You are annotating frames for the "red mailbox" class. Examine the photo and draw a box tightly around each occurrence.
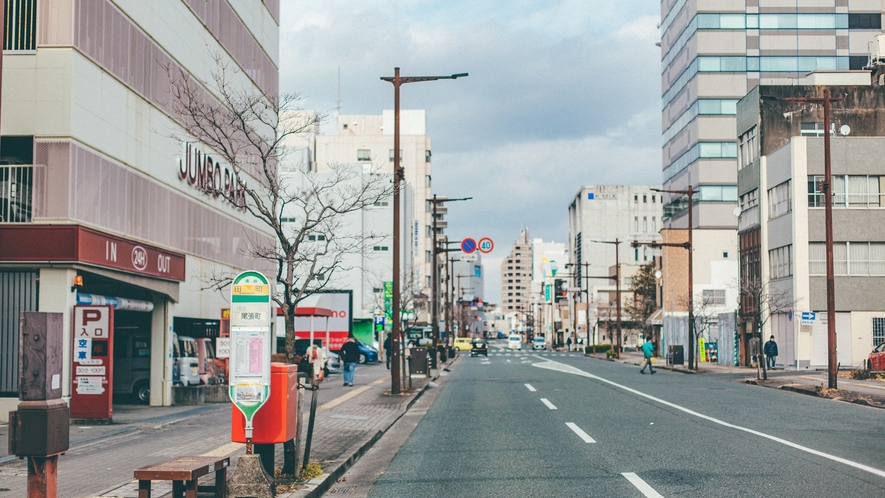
[232,363,299,444]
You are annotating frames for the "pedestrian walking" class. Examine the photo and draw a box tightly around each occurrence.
[307,343,325,383]
[384,334,392,370]
[566,336,572,351]
[639,336,656,374]
[764,335,778,369]
[340,336,360,386]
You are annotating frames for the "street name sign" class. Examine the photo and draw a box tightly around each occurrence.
[229,271,272,445]
[460,253,478,262]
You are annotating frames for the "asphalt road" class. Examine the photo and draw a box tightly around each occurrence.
[365,342,885,497]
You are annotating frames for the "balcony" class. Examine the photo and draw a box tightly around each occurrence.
[0,165,32,223]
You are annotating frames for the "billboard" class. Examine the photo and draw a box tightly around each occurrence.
[289,291,353,351]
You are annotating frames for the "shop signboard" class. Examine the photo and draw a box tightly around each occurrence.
[228,271,272,444]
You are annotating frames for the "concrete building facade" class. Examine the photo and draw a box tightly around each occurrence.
[500,228,533,333]
[736,80,885,369]
[0,0,280,418]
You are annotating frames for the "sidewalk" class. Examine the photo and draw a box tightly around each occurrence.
[0,356,459,497]
[595,350,885,409]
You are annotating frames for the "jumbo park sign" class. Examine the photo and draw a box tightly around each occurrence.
[179,142,246,207]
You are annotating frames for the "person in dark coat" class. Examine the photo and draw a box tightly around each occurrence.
[384,334,392,370]
[340,337,360,386]
[764,335,778,369]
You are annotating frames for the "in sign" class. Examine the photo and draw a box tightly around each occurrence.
[461,238,477,254]
[478,238,494,254]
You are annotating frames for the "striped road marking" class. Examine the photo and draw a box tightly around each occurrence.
[566,422,596,443]
[540,398,557,410]
[525,384,536,391]
[622,473,664,497]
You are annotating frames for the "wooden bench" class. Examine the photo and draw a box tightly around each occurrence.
[134,455,229,498]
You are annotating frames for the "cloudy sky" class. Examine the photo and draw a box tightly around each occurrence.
[280,1,662,303]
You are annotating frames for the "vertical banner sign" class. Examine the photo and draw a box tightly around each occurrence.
[384,281,393,321]
[229,271,272,445]
[70,306,114,420]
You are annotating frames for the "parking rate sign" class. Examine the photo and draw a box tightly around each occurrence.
[229,271,272,432]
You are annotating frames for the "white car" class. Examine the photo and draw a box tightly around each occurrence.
[532,337,547,350]
[507,335,522,350]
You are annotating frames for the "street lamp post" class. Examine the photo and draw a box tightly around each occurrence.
[381,68,467,395]
[639,187,697,369]
[431,196,471,364]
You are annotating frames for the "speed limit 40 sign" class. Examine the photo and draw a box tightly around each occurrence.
[478,238,494,254]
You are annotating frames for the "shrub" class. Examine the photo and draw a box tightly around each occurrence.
[584,344,613,354]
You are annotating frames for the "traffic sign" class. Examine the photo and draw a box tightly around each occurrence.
[478,237,494,254]
[460,253,478,262]
[461,238,477,254]
[800,311,816,326]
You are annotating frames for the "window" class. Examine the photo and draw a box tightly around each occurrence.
[4,0,36,51]
[635,248,639,261]
[373,246,389,252]
[425,150,432,162]
[634,194,638,203]
[643,217,648,233]
[425,250,431,263]
[373,200,389,207]
[634,217,639,232]
[643,195,647,203]
[800,122,831,137]
[874,318,885,347]
[426,200,433,212]
[307,234,326,241]
[389,149,402,161]
[357,149,371,161]
[768,180,792,219]
[651,217,657,232]
[810,242,885,275]
[425,175,431,187]
[808,175,882,208]
[769,245,793,279]
[702,289,726,305]
[848,13,881,30]
[739,126,757,170]
[373,287,382,293]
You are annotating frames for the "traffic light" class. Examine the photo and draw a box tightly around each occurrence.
[554,279,567,301]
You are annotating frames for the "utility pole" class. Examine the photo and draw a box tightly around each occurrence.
[589,239,622,358]
[430,197,470,361]
[381,68,467,394]
[635,187,696,369]
[784,89,840,389]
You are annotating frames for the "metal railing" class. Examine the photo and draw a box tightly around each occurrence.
[0,165,32,223]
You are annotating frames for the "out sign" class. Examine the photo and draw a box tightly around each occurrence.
[478,238,494,254]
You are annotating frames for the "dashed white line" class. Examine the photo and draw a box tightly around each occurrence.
[525,384,536,392]
[566,422,596,443]
[540,398,557,410]
[622,473,664,497]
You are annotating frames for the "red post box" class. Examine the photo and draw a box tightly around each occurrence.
[232,363,299,444]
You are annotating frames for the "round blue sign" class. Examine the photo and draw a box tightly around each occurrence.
[461,238,477,254]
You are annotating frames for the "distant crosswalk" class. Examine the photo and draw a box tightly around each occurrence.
[475,351,574,357]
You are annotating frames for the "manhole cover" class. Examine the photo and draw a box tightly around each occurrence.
[329,486,356,493]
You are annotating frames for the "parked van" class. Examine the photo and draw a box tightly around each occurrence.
[113,330,152,403]
[175,334,201,386]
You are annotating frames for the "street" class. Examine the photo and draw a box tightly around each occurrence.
[355,341,885,497]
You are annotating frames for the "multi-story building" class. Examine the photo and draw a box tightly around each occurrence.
[736,76,885,369]
[531,238,567,345]
[500,228,533,332]
[659,2,885,359]
[0,0,280,417]
[315,112,434,323]
[567,186,664,345]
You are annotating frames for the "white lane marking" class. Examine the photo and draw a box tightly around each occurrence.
[540,398,557,410]
[566,422,596,443]
[532,359,885,479]
[622,473,663,498]
[525,384,537,392]
[507,359,511,362]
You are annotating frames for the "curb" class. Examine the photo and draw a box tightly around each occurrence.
[746,378,885,409]
[288,358,457,498]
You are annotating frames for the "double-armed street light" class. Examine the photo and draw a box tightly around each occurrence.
[431,196,471,362]
[381,68,467,395]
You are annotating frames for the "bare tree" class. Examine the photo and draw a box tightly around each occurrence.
[167,59,391,362]
[626,261,657,342]
[167,58,392,475]
[740,275,797,379]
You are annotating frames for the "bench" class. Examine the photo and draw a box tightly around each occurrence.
[134,455,229,498]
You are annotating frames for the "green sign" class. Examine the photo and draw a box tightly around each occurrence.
[229,271,272,441]
[384,281,393,320]
[545,284,551,302]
